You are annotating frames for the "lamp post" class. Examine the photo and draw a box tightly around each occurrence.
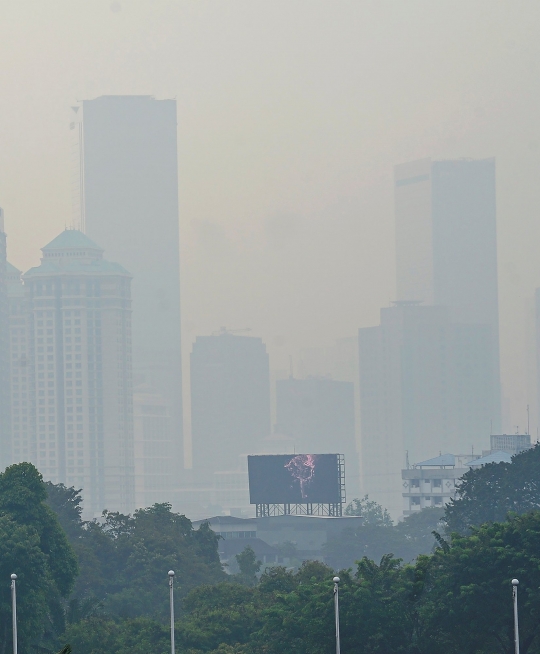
[333,576,341,654]
[169,570,175,654]
[512,578,520,654]
[11,574,17,654]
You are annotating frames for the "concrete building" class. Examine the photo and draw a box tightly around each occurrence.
[395,158,499,334]
[0,209,11,469]
[402,453,479,516]
[359,302,498,517]
[359,159,501,517]
[401,436,530,517]
[82,95,183,483]
[133,383,174,509]
[276,377,360,498]
[7,260,31,468]
[20,230,134,515]
[489,433,531,455]
[190,331,271,481]
[395,158,500,425]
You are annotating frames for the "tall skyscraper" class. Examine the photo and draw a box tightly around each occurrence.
[7,260,30,468]
[0,208,11,469]
[276,377,360,498]
[18,230,134,515]
[395,158,499,328]
[190,331,271,479]
[359,159,501,516]
[133,383,174,509]
[359,303,497,516]
[82,95,183,479]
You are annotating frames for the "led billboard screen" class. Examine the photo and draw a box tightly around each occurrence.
[248,454,341,504]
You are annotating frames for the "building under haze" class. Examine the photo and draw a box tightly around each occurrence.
[275,377,359,499]
[0,209,11,469]
[358,158,502,516]
[133,383,174,509]
[359,302,499,517]
[82,95,183,481]
[395,158,499,329]
[190,331,271,482]
[13,230,134,515]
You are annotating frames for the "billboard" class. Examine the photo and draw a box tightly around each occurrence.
[248,454,341,504]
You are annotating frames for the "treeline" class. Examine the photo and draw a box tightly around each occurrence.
[2,444,540,652]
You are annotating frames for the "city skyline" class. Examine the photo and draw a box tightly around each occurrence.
[2,3,540,442]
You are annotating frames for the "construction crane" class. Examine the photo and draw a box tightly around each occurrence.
[212,326,252,336]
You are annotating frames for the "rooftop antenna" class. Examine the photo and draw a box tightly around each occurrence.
[405,450,410,469]
[70,103,85,232]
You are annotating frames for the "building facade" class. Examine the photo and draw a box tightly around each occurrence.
[359,302,498,517]
[359,159,501,517]
[190,331,271,480]
[82,95,183,482]
[0,209,11,469]
[401,453,479,517]
[17,230,134,515]
[133,383,174,509]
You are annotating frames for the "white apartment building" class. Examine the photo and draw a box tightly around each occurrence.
[401,435,532,517]
[11,229,134,515]
[402,453,479,516]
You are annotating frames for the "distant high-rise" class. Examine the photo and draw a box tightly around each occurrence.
[359,159,501,516]
[276,377,359,498]
[190,332,271,478]
[20,230,134,515]
[82,95,183,479]
[359,303,498,516]
[7,260,29,469]
[395,158,499,328]
[0,208,11,468]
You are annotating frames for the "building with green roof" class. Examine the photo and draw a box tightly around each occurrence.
[11,229,135,515]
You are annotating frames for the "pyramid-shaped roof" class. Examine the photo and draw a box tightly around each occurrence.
[415,453,456,467]
[467,451,512,467]
[42,229,102,252]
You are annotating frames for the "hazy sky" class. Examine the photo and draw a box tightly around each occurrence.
[1,0,540,432]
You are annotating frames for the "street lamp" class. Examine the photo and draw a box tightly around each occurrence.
[512,579,520,654]
[333,576,341,654]
[11,574,17,654]
[169,570,175,654]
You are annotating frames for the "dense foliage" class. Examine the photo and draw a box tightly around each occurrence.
[5,444,540,652]
[44,487,226,620]
[445,443,540,534]
[66,513,540,654]
[325,498,443,568]
[0,463,78,654]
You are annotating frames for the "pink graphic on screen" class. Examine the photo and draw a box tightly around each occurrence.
[284,454,317,498]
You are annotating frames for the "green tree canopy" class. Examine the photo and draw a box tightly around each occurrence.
[0,463,78,654]
[445,443,540,534]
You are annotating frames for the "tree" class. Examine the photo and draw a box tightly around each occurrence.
[45,500,226,621]
[445,443,540,534]
[179,583,259,652]
[417,512,540,654]
[0,463,78,653]
[235,546,261,586]
[324,507,442,570]
[345,495,393,526]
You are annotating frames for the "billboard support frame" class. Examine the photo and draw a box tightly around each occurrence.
[255,454,346,517]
